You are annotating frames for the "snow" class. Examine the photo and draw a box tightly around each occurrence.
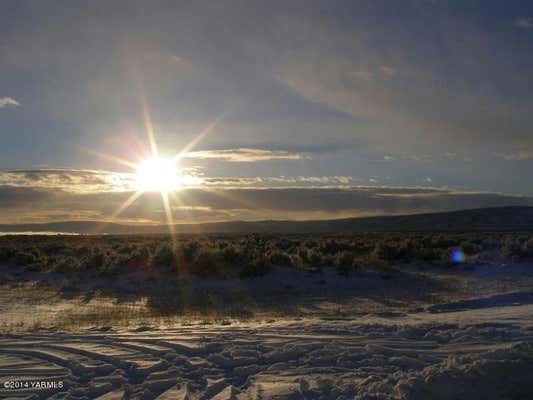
[2,263,533,398]
[2,310,533,399]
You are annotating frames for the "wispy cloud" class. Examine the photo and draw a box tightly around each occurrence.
[380,66,397,77]
[0,170,362,191]
[349,66,397,82]
[382,153,432,162]
[202,176,357,187]
[0,97,20,108]
[495,150,533,161]
[183,148,304,162]
[516,17,533,29]
[0,170,135,193]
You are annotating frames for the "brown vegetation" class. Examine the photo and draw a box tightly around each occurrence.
[1,232,532,281]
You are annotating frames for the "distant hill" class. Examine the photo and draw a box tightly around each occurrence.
[1,206,533,235]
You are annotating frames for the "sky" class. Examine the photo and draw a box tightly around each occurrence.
[1,0,533,224]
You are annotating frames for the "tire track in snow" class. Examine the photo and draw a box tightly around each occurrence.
[1,319,532,399]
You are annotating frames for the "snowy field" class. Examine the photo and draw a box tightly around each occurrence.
[2,263,533,399]
[1,307,533,399]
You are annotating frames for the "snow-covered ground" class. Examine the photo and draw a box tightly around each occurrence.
[1,263,533,399]
[2,310,533,399]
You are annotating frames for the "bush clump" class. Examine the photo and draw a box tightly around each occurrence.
[2,232,533,283]
[191,250,224,278]
[522,237,533,258]
[153,244,176,273]
[0,246,15,263]
[14,251,39,267]
[267,250,292,266]
[239,257,271,279]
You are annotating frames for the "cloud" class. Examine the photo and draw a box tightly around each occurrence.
[202,176,357,187]
[0,97,19,108]
[382,153,433,162]
[495,150,533,161]
[0,170,135,193]
[0,184,531,224]
[349,66,397,82]
[183,148,304,162]
[1,2,532,198]
[349,69,374,82]
[0,186,55,208]
[0,169,363,193]
[516,17,533,29]
[380,66,397,76]
[271,13,533,153]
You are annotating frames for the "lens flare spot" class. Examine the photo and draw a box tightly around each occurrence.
[450,249,466,263]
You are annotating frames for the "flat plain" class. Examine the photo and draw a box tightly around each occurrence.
[1,232,533,399]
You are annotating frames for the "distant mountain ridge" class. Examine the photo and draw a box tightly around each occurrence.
[1,206,533,234]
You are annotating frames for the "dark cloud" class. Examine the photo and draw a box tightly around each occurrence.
[0,185,531,224]
[0,186,55,207]
[179,188,533,214]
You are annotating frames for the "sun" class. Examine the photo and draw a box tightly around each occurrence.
[135,157,182,193]
[87,93,225,235]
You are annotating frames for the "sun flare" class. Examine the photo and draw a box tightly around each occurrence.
[135,157,182,193]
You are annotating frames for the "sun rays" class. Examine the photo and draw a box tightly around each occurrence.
[135,157,182,193]
[109,190,144,221]
[84,95,225,237]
